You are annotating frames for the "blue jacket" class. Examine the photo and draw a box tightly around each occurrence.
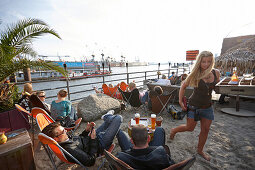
[117,146,175,170]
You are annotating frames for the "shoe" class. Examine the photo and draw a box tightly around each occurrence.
[101,110,115,120]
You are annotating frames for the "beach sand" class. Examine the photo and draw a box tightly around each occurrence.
[33,98,255,170]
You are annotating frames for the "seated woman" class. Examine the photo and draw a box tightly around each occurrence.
[36,91,51,110]
[51,89,72,120]
[18,83,34,113]
[118,82,142,108]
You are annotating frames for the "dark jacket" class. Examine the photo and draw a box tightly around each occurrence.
[60,130,99,167]
[117,146,175,170]
[118,88,142,107]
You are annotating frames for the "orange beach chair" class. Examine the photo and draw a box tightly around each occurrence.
[102,84,123,100]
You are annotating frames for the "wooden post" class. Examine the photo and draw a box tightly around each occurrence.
[63,64,71,100]
[23,68,31,82]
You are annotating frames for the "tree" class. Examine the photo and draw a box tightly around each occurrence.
[0,18,67,82]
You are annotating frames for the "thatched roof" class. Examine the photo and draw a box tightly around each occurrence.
[215,36,255,75]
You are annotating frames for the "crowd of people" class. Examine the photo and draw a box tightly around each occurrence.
[15,50,223,169]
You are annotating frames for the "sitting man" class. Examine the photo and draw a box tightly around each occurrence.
[118,82,142,108]
[36,91,51,110]
[141,86,163,110]
[42,111,122,167]
[156,74,171,86]
[116,124,195,170]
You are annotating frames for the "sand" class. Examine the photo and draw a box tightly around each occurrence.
[33,98,255,170]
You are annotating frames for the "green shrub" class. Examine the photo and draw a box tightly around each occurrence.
[0,83,20,112]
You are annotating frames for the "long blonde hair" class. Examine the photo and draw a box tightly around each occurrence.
[185,51,214,87]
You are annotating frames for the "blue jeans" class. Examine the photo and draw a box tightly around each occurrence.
[117,127,165,151]
[96,115,122,150]
[141,91,149,104]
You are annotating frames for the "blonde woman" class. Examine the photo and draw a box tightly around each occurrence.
[18,83,33,112]
[170,51,220,161]
[51,89,71,120]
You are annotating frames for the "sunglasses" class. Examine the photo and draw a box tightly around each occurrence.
[56,129,66,137]
[38,95,46,98]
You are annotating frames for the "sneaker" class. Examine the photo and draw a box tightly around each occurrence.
[101,110,115,120]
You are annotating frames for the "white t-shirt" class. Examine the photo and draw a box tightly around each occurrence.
[155,79,171,85]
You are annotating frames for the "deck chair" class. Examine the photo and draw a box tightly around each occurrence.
[120,81,128,92]
[38,133,115,170]
[149,89,177,115]
[102,84,122,100]
[36,113,51,131]
[163,156,196,170]
[104,149,134,170]
[104,149,195,170]
[32,107,82,133]
[38,133,87,170]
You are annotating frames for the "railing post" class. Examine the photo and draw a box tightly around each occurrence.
[176,63,179,77]
[168,62,171,78]
[126,63,129,84]
[158,63,160,79]
[102,62,105,84]
[183,63,185,74]
[145,71,147,80]
[63,63,71,100]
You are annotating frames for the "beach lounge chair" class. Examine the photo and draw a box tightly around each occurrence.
[104,149,134,170]
[38,133,115,170]
[104,149,196,170]
[102,83,122,100]
[149,89,177,115]
[32,107,82,133]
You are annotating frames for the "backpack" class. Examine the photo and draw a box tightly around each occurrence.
[167,105,186,120]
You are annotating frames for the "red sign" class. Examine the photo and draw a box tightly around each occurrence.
[186,50,199,61]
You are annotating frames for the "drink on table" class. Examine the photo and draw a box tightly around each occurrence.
[151,114,156,129]
[156,116,163,126]
[135,113,140,124]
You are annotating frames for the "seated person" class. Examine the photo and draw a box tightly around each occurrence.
[181,73,188,82]
[155,74,171,86]
[168,71,176,84]
[51,89,72,120]
[36,91,51,110]
[141,86,163,110]
[116,124,193,170]
[18,83,34,113]
[42,111,122,167]
[118,82,142,108]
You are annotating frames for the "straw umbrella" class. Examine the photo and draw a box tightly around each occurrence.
[215,37,255,75]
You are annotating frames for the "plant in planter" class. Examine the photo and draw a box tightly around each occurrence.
[0,83,19,112]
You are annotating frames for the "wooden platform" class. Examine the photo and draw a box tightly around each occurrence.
[221,108,255,117]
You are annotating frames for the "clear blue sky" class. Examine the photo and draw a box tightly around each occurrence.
[1,0,255,62]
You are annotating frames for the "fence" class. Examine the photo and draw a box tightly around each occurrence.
[17,63,190,103]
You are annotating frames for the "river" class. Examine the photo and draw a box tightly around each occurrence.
[17,64,188,103]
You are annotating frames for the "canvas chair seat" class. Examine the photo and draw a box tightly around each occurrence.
[38,133,116,170]
[33,107,82,133]
[104,149,196,170]
[149,89,177,115]
[102,83,123,100]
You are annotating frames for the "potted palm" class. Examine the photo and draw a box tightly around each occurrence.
[0,18,67,130]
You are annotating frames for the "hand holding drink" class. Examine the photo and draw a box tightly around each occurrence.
[135,113,140,124]
[151,114,156,129]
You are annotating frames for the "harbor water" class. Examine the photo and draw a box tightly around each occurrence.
[17,64,188,103]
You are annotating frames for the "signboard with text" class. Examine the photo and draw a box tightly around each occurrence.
[186,50,199,61]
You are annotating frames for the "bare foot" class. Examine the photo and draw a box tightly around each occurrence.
[170,128,176,140]
[198,151,211,161]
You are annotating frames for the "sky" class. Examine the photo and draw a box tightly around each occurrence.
[0,0,255,63]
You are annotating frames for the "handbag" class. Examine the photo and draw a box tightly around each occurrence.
[56,116,75,127]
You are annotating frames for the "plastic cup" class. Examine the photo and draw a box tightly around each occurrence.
[135,113,140,124]
[156,116,163,126]
[151,114,156,129]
